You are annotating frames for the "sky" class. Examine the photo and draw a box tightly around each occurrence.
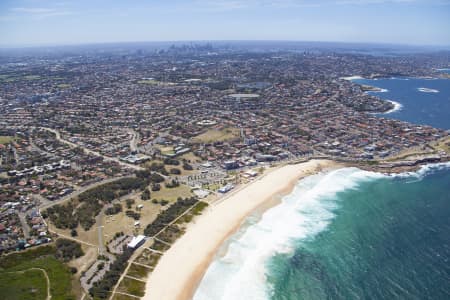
[0,0,449,47]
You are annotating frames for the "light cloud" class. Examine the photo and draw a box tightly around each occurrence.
[11,7,57,14]
[9,7,73,19]
[192,0,449,10]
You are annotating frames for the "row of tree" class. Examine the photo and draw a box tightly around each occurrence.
[89,247,133,299]
[143,197,198,236]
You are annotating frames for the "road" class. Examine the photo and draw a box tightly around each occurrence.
[50,231,96,247]
[39,175,134,210]
[29,128,59,160]
[96,207,106,256]
[40,127,144,171]
[35,268,52,300]
[128,129,140,152]
[18,212,31,238]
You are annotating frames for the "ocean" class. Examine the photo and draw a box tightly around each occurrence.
[194,165,450,300]
[193,76,450,300]
[353,76,450,129]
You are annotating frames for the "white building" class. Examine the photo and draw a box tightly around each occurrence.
[127,235,146,249]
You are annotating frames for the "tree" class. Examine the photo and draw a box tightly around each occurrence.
[170,168,181,175]
[141,188,151,200]
[165,179,180,188]
[151,183,161,191]
[150,173,165,183]
[97,262,105,270]
[126,199,135,209]
[182,162,193,170]
[55,239,84,262]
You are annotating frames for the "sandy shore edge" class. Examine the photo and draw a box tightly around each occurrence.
[142,159,340,300]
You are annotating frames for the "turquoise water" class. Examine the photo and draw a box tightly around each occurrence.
[268,165,450,300]
[353,77,450,129]
[193,165,450,300]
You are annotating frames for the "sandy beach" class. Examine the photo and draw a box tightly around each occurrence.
[143,159,339,300]
[340,75,364,81]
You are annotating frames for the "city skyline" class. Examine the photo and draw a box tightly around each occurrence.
[1,0,450,47]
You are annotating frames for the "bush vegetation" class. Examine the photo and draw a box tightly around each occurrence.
[169,168,181,175]
[141,188,151,200]
[105,203,122,215]
[45,177,148,230]
[89,248,133,299]
[163,158,180,166]
[143,197,198,236]
[165,179,180,188]
[55,239,84,262]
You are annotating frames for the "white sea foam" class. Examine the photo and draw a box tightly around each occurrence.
[193,163,450,300]
[341,75,364,81]
[383,100,402,114]
[193,168,384,300]
[389,162,450,180]
[417,87,439,93]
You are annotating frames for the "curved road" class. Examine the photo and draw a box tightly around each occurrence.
[39,175,134,210]
[7,268,51,300]
[128,129,140,152]
[40,127,144,171]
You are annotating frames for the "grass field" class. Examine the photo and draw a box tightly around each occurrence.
[112,293,139,300]
[192,128,240,143]
[24,75,41,80]
[0,246,75,300]
[117,277,146,297]
[432,136,450,153]
[103,197,162,238]
[0,269,48,300]
[126,263,151,280]
[0,74,42,82]
[178,152,202,163]
[137,79,159,85]
[0,136,14,144]
[151,184,193,202]
[49,222,99,247]
[135,249,162,267]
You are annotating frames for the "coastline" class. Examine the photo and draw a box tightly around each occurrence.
[341,75,364,81]
[142,159,340,300]
[383,99,402,114]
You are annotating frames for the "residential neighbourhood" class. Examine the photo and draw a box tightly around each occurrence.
[0,45,449,299]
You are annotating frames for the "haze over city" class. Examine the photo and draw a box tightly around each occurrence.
[1,0,450,47]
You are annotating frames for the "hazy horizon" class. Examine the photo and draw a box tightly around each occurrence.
[1,39,450,50]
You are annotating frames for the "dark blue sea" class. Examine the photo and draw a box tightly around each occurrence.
[353,76,450,130]
[193,76,450,300]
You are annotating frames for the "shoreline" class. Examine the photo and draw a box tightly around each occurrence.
[383,99,402,114]
[142,159,340,300]
[340,75,364,81]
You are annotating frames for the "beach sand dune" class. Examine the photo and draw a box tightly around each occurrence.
[143,160,337,300]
